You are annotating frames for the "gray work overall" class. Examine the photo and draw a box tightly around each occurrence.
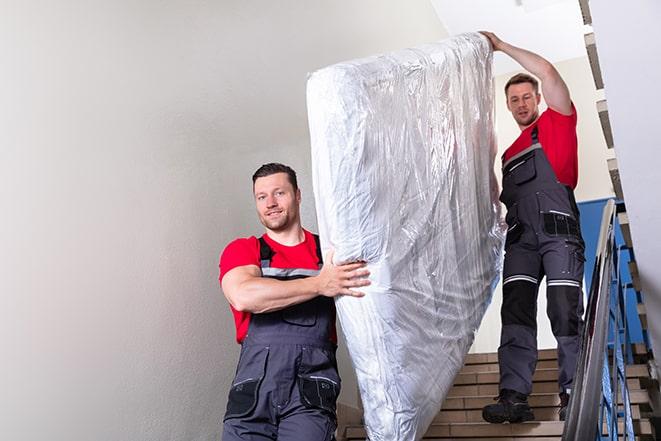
[498,127,585,396]
[222,235,339,441]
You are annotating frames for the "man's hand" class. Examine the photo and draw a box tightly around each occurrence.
[478,30,572,115]
[479,31,503,51]
[316,250,370,298]
[222,249,370,313]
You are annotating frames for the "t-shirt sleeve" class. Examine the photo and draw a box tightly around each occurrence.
[547,102,577,128]
[219,237,259,284]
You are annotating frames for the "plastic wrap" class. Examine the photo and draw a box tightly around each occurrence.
[306,33,503,440]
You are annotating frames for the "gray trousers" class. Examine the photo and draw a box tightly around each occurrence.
[499,188,585,396]
[223,343,339,441]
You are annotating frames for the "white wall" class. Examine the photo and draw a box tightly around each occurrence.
[0,2,444,440]
[471,55,613,353]
[590,0,661,381]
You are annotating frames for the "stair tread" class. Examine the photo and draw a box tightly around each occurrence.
[443,389,650,409]
[464,349,557,365]
[455,364,649,384]
[447,378,642,397]
[346,419,653,438]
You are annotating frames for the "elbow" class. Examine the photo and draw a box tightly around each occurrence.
[230,298,252,313]
[224,290,251,312]
[539,61,558,80]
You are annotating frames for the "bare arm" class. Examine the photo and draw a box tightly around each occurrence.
[480,31,572,115]
[222,251,370,314]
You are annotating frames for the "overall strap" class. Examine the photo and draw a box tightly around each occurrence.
[312,234,323,268]
[258,236,274,269]
[531,126,539,145]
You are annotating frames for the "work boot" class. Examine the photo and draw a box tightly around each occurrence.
[558,392,570,421]
[482,389,535,424]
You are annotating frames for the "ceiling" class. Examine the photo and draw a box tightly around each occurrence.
[430,0,587,75]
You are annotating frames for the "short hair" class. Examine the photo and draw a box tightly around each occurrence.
[505,73,539,96]
[252,163,298,191]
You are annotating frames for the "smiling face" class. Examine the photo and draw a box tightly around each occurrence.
[253,172,301,233]
[506,82,541,128]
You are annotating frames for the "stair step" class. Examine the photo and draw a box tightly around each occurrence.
[454,364,649,385]
[464,349,557,365]
[460,359,556,373]
[434,405,643,423]
[345,420,653,439]
[447,379,642,398]
[442,390,650,410]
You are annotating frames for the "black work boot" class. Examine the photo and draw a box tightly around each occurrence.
[482,389,535,423]
[558,392,570,421]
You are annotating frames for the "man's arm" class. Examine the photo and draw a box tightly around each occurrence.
[480,31,572,116]
[222,251,370,314]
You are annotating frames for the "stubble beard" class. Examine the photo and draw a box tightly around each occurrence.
[517,109,539,127]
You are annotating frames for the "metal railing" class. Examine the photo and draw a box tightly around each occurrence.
[562,200,638,441]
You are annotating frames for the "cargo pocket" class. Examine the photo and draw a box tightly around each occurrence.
[567,241,586,280]
[224,346,269,421]
[298,374,340,414]
[511,157,536,185]
[298,346,340,415]
[542,212,580,238]
[282,299,317,326]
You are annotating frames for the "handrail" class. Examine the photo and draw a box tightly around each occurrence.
[562,199,616,441]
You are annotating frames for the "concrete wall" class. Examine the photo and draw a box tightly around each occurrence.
[471,54,613,353]
[0,2,444,440]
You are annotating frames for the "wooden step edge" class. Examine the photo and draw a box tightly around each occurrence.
[629,260,643,292]
[465,349,557,365]
[579,0,592,25]
[448,379,642,397]
[607,157,624,200]
[433,404,643,423]
[617,211,634,248]
[584,32,604,90]
[597,99,615,148]
[443,389,650,408]
[456,364,650,381]
[345,419,653,438]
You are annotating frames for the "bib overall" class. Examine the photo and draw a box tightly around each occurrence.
[498,127,585,396]
[222,235,340,441]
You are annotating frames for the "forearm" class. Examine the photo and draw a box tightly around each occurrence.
[229,276,321,314]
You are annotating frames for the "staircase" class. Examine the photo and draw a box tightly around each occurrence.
[341,347,656,440]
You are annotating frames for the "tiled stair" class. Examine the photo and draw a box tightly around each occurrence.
[342,348,655,440]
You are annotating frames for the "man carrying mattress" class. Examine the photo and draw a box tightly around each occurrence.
[219,162,370,440]
[479,32,585,424]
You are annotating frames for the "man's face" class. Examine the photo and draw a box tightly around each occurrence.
[253,172,301,232]
[506,82,541,127]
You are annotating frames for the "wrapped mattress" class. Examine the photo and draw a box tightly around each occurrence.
[307,33,504,440]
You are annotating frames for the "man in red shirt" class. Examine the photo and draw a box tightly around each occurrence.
[479,33,585,424]
[219,163,370,441]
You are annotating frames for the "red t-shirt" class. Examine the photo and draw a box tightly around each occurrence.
[219,229,336,344]
[502,104,578,189]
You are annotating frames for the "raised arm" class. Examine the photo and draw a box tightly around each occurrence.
[222,252,370,314]
[480,31,572,116]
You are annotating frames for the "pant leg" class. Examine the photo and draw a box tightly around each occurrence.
[543,240,585,394]
[277,403,336,441]
[499,241,543,396]
[223,419,277,441]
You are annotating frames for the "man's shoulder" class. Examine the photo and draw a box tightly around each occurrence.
[223,235,259,252]
[540,102,577,126]
[219,236,261,282]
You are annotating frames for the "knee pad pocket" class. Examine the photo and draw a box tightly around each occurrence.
[547,286,581,336]
[502,281,538,328]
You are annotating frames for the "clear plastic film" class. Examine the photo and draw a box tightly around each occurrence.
[307,33,504,440]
